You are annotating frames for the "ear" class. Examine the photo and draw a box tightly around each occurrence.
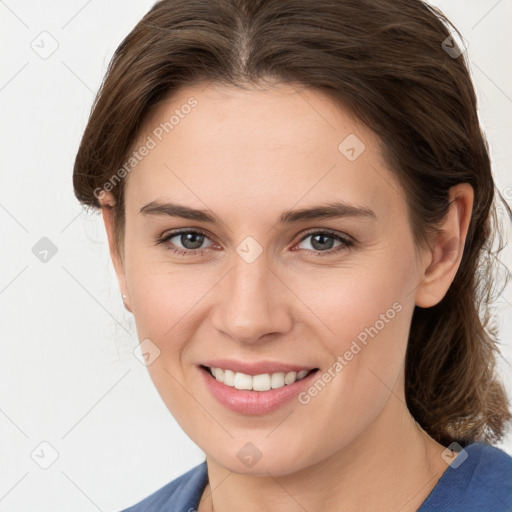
[415,183,474,308]
[99,191,132,313]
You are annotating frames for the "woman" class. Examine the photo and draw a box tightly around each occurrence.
[73,0,512,510]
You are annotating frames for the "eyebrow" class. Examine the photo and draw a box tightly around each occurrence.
[139,200,376,223]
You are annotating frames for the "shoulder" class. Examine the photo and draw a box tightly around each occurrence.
[120,460,208,512]
[419,442,512,512]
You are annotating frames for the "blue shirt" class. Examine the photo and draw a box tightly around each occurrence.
[121,443,512,511]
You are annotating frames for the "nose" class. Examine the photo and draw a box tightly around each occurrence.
[211,255,293,344]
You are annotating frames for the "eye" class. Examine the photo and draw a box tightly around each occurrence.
[156,230,214,254]
[295,230,354,254]
[156,228,354,257]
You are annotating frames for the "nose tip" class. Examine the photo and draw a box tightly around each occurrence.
[211,258,293,344]
[221,320,281,345]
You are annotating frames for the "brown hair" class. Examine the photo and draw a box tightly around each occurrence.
[73,0,511,445]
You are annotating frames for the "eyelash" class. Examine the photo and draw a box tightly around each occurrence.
[155,228,355,258]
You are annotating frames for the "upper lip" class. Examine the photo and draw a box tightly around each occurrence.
[200,359,317,376]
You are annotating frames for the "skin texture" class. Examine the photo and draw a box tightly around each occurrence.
[100,82,473,511]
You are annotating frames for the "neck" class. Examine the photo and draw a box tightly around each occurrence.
[198,392,448,512]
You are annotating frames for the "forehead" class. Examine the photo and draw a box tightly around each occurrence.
[125,82,404,219]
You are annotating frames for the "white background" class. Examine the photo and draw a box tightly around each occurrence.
[1,1,511,511]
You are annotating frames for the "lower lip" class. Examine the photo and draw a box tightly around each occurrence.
[200,367,318,415]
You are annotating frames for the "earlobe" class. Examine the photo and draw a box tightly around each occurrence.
[415,183,474,308]
[121,294,132,313]
[98,191,131,312]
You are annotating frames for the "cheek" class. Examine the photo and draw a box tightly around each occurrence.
[123,231,215,335]
[286,243,416,411]
[123,260,211,421]
[289,254,415,355]
[289,251,416,439]
[294,269,411,409]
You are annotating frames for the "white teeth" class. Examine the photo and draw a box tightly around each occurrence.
[209,367,311,391]
[234,372,253,390]
[223,369,235,386]
[252,374,271,391]
[271,372,285,389]
[297,370,308,379]
[284,371,297,385]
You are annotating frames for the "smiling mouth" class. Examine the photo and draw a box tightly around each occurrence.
[200,365,319,391]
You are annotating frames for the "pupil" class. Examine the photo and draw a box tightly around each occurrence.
[311,234,333,250]
[181,232,204,249]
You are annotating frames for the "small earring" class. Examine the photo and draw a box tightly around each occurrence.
[122,294,127,300]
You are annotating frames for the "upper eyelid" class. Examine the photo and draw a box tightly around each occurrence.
[159,228,215,244]
[298,228,352,242]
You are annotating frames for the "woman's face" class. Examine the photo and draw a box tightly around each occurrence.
[113,82,428,475]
